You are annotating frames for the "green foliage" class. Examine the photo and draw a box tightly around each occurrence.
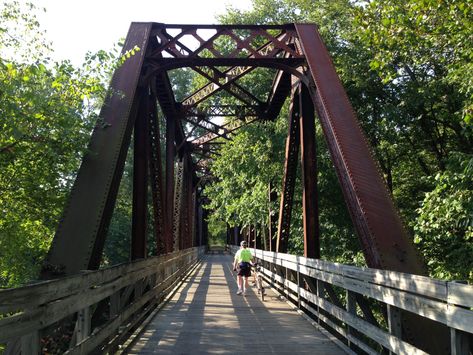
[414,154,473,282]
[204,119,286,227]
[207,215,227,246]
[211,0,472,276]
[0,1,117,287]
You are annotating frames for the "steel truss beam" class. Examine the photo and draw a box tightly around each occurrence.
[148,93,165,255]
[43,22,440,353]
[295,23,447,354]
[276,88,300,253]
[41,23,154,277]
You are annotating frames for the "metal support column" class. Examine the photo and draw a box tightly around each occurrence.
[165,114,176,253]
[268,182,277,252]
[276,88,300,253]
[299,83,320,259]
[131,90,149,260]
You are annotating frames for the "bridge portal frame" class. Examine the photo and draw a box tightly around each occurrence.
[39,22,447,353]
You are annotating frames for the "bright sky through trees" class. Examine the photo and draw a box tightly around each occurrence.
[30,0,252,64]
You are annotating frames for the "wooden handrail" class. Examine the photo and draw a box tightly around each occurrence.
[229,246,473,355]
[0,246,205,354]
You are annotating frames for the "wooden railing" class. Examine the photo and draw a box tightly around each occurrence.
[230,246,472,355]
[0,246,205,354]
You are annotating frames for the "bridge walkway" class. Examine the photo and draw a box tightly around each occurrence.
[125,254,346,354]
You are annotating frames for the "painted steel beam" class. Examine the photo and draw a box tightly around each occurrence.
[295,23,448,354]
[265,70,292,121]
[41,23,153,277]
[295,23,425,274]
[131,89,149,260]
[165,112,176,253]
[148,93,165,255]
[299,84,320,259]
[276,89,300,253]
[268,182,278,252]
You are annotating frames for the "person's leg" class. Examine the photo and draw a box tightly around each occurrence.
[237,275,243,294]
[243,276,249,295]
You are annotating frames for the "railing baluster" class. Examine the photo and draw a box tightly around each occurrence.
[316,279,324,325]
[451,328,470,355]
[76,307,91,344]
[346,290,357,350]
[387,305,402,355]
[21,331,40,355]
[110,291,121,318]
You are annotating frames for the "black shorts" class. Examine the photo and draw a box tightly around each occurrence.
[237,262,251,277]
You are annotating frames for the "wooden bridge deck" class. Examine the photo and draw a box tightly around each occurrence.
[126,254,346,354]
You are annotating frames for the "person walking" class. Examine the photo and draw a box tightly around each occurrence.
[233,240,253,295]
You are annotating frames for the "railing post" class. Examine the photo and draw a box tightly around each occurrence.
[451,328,470,355]
[316,279,324,325]
[76,307,91,344]
[285,266,289,300]
[21,331,40,355]
[134,278,144,300]
[297,264,301,309]
[450,281,471,355]
[346,290,356,349]
[387,304,402,355]
[110,291,121,318]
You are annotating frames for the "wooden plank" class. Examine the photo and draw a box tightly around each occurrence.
[262,256,449,326]
[256,249,448,300]
[447,304,473,333]
[388,305,402,355]
[76,307,91,344]
[451,328,471,355]
[65,258,201,354]
[300,288,428,355]
[448,282,473,308]
[300,300,378,355]
[21,331,39,355]
[0,248,195,313]
[126,254,345,355]
[0,251,200,342]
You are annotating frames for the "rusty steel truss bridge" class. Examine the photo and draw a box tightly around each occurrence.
[0,23,472,355]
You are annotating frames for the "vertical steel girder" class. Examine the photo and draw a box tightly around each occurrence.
[165,115,176,253]
[148,94,165,255]
[41,23,153,277]
[131,89,149,260]
[173,159,184,251]
[299,84,320,259]
[268,182,278,252]
[276,89,300,253]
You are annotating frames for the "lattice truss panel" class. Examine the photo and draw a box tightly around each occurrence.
[145,24,306,166]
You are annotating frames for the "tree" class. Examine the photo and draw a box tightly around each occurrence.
[0,1,116,287]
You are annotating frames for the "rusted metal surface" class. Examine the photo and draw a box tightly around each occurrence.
[41,23,153,277]
[276,89,300,253]
[148,93,165,255]
[268,182,278,252]
[41,22,438,351]
[131,89,149,260]
[173,159,184,251]
[295,23,447,354]
[165,114,176,253]
[295,23,425,275]
[299,83,320,259]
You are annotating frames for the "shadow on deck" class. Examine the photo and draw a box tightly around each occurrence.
[125,254,346,354]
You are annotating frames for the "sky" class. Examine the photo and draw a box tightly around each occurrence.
[32,0,253,65]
